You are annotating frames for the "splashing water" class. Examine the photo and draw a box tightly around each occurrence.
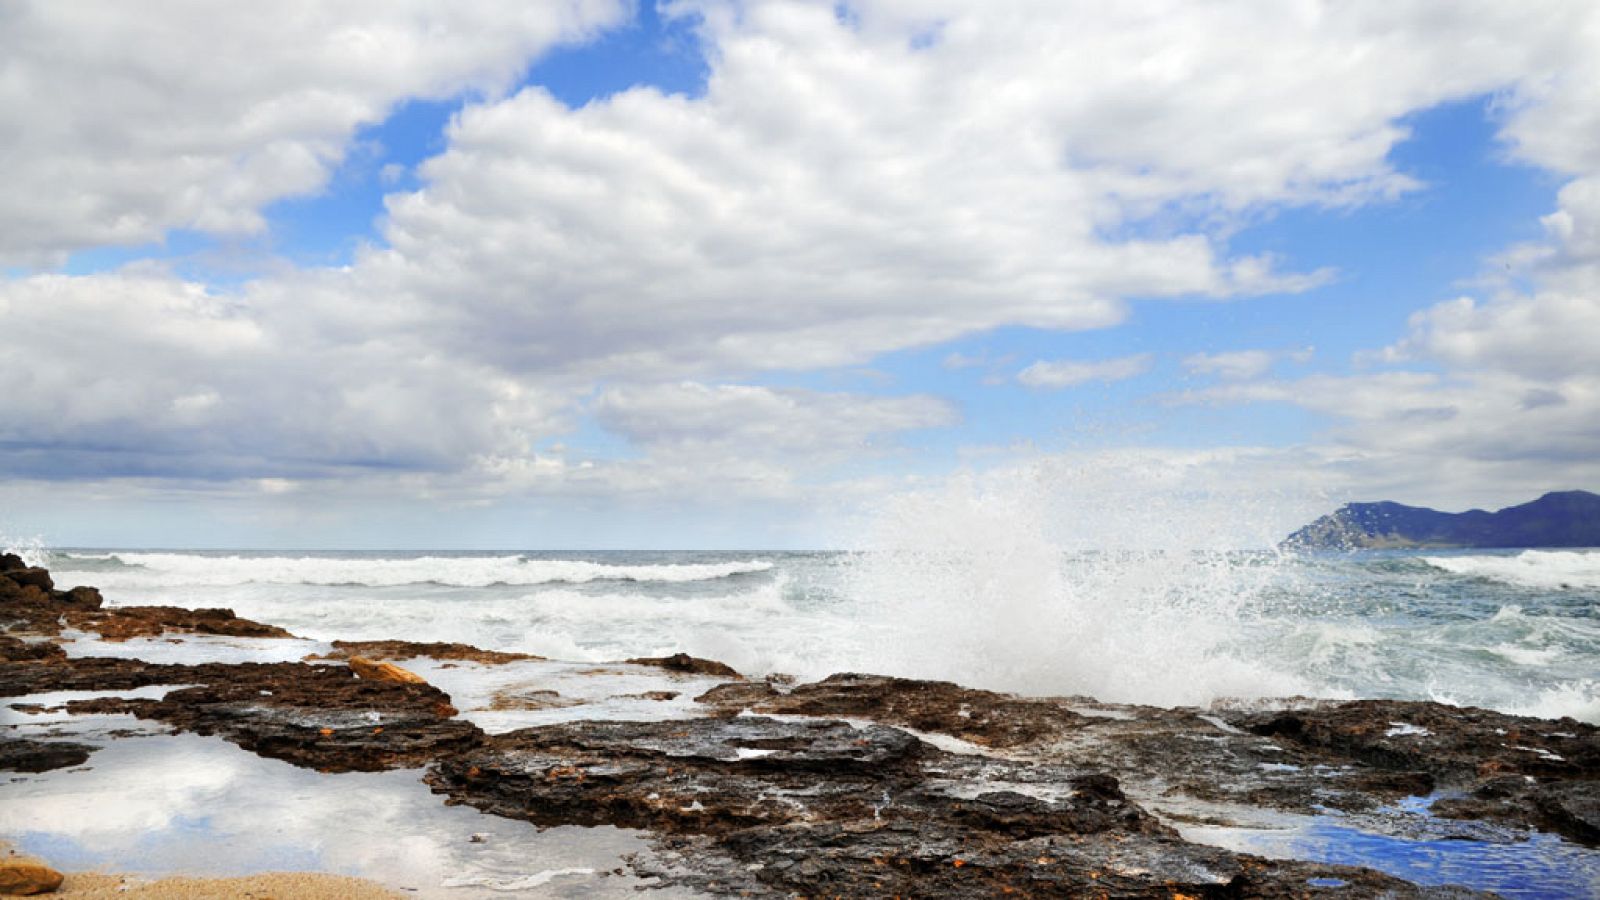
[844,458,1325,707]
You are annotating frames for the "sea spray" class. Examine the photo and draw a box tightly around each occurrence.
[843,456,1324,707]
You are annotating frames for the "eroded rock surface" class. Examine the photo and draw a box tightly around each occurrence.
[1227,699,1600,845]
[625,653,743,679]
[313,639,542,665]
[698,671,1087,747]
[427,715,1487,898]
[0,737,95,773]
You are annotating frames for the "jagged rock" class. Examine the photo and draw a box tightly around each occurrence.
[57,586,102,610]
[347,656,428,685]
[0,553,26,573]
[0,636,65,663]
[428,715,1487,898]
[698,672,1086,748]
[2,568,53,593]
[1226,699,1599,844]
[134,662,478,772]
[1,655,477,772]
[624,653,743,679]
[63,605,295,641]
[0,856,64,895]
[314,640,542,665]
[0,738,95,773]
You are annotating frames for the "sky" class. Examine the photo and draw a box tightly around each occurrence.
[1,0,1598,549]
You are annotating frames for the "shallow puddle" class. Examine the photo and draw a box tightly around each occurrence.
[0,731,700,898]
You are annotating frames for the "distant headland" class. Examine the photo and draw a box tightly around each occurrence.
[1284,490,1600,550]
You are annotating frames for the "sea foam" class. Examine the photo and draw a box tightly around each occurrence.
[1422,549,1600,590]
[56,552,774,589]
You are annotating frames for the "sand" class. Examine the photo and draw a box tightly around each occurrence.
[49,871,403,899]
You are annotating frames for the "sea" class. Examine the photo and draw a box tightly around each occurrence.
[18,542,1598,724]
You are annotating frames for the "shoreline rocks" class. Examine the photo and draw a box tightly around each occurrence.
[4,558,1597,896]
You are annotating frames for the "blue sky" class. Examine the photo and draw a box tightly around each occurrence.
[3,2,1598,549]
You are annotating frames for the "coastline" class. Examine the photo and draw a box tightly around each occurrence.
[4,554,1598,897]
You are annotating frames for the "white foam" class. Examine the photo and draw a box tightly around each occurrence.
[57,552,775,588]
[841,459,1323,708]
[1422,550,1600,590]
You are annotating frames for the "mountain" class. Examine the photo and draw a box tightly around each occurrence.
[1284,490,1600,549]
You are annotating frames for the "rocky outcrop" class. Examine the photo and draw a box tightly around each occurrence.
[313,640,542,665]
[2,653,479,773]
[426,715,1486,898]
[624,653,743,679]
[0,737,95,773]
[1229,698,1600,844]
[111,662,478,772]
[1,558,290,642]
[63,605,295,641]
[698,671,1087,747]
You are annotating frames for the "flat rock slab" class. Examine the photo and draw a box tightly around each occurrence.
[426,715,1484,898]
[0,737,95,773]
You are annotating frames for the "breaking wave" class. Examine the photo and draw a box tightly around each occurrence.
[53,552,775,589]
[1422,550,1600,590]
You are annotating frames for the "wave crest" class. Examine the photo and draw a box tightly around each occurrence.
[56,552,775,588]
[1422,550,1600,590]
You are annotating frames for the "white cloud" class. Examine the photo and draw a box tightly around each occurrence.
[1183,347,1314,380]
[594,382,955,457]
[1017,354,1152,389]
[5,0,1600,526]
[0,0,627,265]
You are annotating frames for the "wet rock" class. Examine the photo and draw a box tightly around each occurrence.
[1228,699,1600,844]
[487,688,584,711]
[0,636,65,663]
[137,662,479,772]
[315,639,542,665]
[2,568,53,593]
[429,715,1485,898]
[347,656,428,685]
[0,737,95,773]
[57,586,102,610]
[624,653,742,680]
[63,605,295,641]
[0,856,64,895]
[700,672,1087,748]
[0,553,25,573]
[1,654,478,772]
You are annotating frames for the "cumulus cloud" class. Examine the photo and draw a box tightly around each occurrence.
[1017,354,1153,389]
[1183,347,1314,380]
[0,0,627,265]
[5,0,1600,524]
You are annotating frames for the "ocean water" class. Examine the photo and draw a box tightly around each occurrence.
[17,541,1598,724]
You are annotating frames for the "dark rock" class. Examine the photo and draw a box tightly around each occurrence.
[1227,699,1599,843]
[0,635,65,662]
[58,586,103,610]
[0,737,95,772]
[3,567,53,592]
[134,662,480,772]
[0,552,25,572]
[624,653,742,679]
[429,715,1487,898]
[0,653,478,772]
[699,672,1086,748]
[63,605,296,641]
[313,639,542,665]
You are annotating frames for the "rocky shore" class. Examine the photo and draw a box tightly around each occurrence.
[3,554,1597,897]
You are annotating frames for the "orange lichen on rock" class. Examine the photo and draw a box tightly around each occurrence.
[347,656,428,685]
[0,854,65,895]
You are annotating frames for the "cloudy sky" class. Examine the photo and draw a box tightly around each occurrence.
[2,0,1598,549]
